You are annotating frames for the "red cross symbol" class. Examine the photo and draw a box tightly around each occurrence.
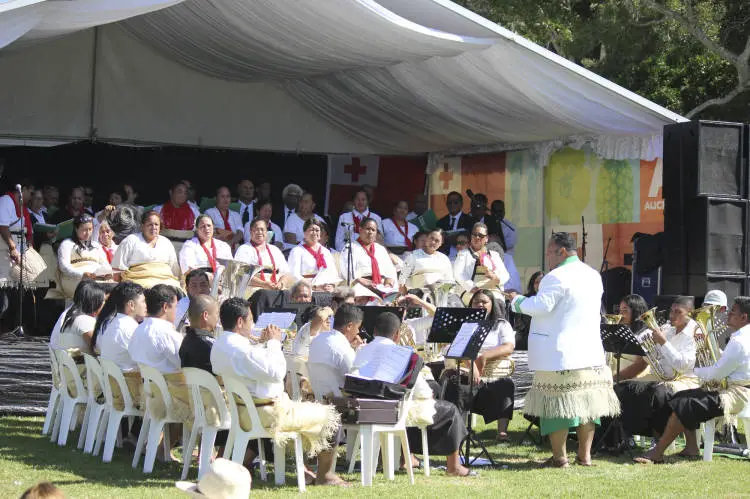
[439,162,454,190]
[344,157,367,183]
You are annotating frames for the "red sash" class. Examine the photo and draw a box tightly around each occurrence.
[160,201,195,231]
[303,243,327,269]
[218,209,231,230]
[200,238,218,272]
[393,220,413,250]
[352,210,370,233]
[253,243,277,284]
[359,240,381,285]
[6,192,33,243]
[102,246,114,264]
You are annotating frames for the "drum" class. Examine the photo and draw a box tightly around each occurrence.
[9,247,48,288]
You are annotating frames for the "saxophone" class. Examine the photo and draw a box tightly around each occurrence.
[634,308,680,382]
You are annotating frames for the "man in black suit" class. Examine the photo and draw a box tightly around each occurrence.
[469,193,504,250]
[436,191,474,252]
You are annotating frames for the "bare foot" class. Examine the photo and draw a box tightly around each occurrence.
[315,474,351,487]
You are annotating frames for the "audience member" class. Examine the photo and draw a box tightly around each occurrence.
[335,189,382,251]
[154,181,200,231]
[236,179,256,227]
[205,186,243,246]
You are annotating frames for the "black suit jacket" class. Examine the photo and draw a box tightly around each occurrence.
[436,212,474,233]
[272,205,294,230]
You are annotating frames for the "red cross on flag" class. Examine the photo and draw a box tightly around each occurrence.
[326,154,427,218]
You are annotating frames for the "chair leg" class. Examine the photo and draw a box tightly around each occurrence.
[703,419,716,462]
[399,430,414,485]
[42,390,60,435]
[294,437,306,492]
[77,401,92,449]
[84,405,105,453]
[230,435,249,465]
[93,410,110,457]
[133,415,150,469]
[181,424,201,480]
[103,411,123,463]
[223,428,235,459]
[51,403,63,443]
[274,442,285,486]
[199,428,218,480]
[360,427,374,487]
[143,421,166,473]
[421,427,430,477]
[381,433,395,480]
[258,438,268,481]
[57,400,74,446]
[348,429,360,473]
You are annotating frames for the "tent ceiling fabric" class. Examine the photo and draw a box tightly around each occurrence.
[0,0,686,156]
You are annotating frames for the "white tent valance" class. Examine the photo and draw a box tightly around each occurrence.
[0,0,687,156]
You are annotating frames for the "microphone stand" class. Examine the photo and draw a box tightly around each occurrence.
[581,216,587,263]
[343,224,355,287]
[600,237,612,312]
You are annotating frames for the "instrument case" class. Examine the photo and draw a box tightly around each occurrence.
[332,396,400,424]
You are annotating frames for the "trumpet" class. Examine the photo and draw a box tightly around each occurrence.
[634,307,680,382]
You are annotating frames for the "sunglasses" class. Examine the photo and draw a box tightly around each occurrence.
[471,233,488,238]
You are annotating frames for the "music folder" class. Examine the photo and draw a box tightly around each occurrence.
[445,320,493,360]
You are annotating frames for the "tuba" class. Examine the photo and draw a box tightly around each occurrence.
[210,258,262,303]
[634,307,680,382]
[689,305,723,369]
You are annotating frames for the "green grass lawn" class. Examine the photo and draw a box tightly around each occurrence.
[1,414,748,498]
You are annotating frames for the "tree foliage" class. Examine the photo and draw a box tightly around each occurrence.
[456,0,750,120]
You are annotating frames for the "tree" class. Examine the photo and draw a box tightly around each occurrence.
[455,0,750,120]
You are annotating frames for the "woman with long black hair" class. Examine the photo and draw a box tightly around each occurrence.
[57,215,112,299]
[53,281,106,355]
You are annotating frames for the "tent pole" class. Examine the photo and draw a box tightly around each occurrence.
[88,26,100,141]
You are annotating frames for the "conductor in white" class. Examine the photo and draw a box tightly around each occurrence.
[509,232,619,468]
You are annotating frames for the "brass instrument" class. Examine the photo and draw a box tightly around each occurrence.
[603,314,622,324]
[634,307,680,382]
[422,280,457,361]
[210,259,262,303]
[689,305,723,368]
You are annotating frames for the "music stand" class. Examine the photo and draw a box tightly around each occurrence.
[425,307,486,344]
[445,319,495,467]
[593,323,643,455]
[357,306,405,341]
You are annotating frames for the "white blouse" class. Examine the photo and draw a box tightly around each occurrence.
[287,244,338,282]
[334,210,383,251]
[382,218,418,248]
[57,314,97,355]
[651,319,698,378]
[399,249,454,287]
[243,220,283,246]
[338,241,397,283]
[453,248,510,294]
[204,207,243,234]
[57,239,111,277]
[111,233,180,277]
[283,212,324,247]
[481,320,516,352]
[234,242,290,276]
[178,236,234,274]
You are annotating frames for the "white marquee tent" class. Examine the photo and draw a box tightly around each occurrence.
[0,0,687,164]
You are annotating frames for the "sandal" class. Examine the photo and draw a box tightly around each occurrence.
[448,468,478,477]
[676,450,700,460]
[632,455,664,465]
[574,457,596,467]
[538,456,569,468]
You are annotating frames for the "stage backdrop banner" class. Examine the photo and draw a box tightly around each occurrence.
[326,154,427,220]
[428,145,664,288]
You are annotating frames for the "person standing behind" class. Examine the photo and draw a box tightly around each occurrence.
[382,200,418,251]
[154,181,200,231]
[272,183,303,230]
[509,232,619,467]
[436,191,473,254]
[236,179,256,228]
[491,200,521,292]
[283,192,324,249]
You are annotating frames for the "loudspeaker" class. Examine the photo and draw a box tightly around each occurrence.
[661,273,686,296]
[602,267,632,314]
[687,273,746,302]
[632,266,661,307]
[663,120,745,199]
[686,197,748,274]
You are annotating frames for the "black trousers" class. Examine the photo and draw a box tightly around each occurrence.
[668,388,724,430]
[406,400,467,456]
[615,380,675,437]
[442,372,515,424]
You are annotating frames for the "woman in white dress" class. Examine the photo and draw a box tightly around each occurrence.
[453,222,510,304]
[54,283,107,356]
[243,199,283,248]
[399,228,454,290]
[57,215,112,299]
[178,214,233,275]
[382,200,418,250]
[287,218,339,292]
[235,218,293,291]
[111,210,181,289]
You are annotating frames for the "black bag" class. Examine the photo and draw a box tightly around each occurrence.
[343,375,407,400]
[332,396,400,424]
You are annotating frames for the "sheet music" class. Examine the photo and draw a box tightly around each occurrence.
[254,312,296,330]
[358,344,414,383]
[374,284,398,295]
[447,322,479,358]
[311,271,342,286]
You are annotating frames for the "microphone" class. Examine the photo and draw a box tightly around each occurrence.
[465,189,475,200]
[15,184,22,205]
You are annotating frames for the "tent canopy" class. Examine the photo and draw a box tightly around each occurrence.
[0,0,687,157]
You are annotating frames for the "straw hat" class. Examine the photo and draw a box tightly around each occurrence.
[176,458,251,499]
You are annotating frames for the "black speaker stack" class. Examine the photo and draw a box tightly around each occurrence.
[662,120,749,301]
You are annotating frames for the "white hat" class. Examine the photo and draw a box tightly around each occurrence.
[176,459,251,499]
[702,290,727,307]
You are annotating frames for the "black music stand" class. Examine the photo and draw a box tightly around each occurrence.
[593,323,643,455]
[357,306,405,341]
[445,320,495,467]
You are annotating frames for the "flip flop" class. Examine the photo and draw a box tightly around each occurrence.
[448,468,478,477]
[632,455,664,465]
[538,456,569,468]
[676,450,700,460]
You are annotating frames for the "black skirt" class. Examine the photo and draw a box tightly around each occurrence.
[668,388,724,430]
[407,400,467,456]
[441,371,515,424]
[615,380,673,437]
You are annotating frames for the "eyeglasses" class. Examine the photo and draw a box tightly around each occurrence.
[471,233,488,238]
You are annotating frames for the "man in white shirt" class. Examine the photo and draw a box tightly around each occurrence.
[174,269,210,329]
[236,179,255,228]
[353,312,472,477]
[614,296,699,441]
[308,304,364,394]
[128,284,183,375]
[211,298,343,486]
[635,296,750,464]
[509,232,619,468]
[283,192,324,249]
[335,189,382,251]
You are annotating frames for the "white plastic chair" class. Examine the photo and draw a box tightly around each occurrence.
[80,354,107,453]
[222,374,306,492]
[703,401,750,461]
[54,349,89,446]
[181,368,232,480]
[42,346,62,436]
[285,354,308,402]
[132,365,190,473]
[99,359,144,462]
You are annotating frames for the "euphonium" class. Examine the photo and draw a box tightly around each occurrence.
[689,305,722,369]
[211,259,262,303]
[603,314,623,325]
[634,307,679,382]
